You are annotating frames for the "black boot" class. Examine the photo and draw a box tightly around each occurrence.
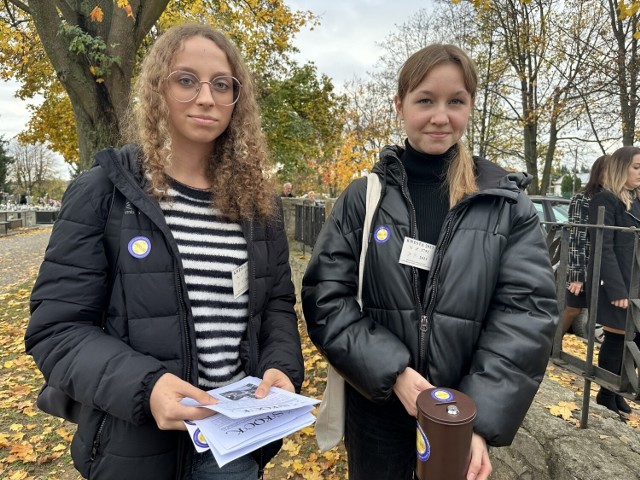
[596,388,620,414]
[597,331,626,414]
[616,395,632,414]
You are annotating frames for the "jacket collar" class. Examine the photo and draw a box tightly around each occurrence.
[93,145,174,236]
[373,143,529,203]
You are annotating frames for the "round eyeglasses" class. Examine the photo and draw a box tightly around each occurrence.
[166,71,242,105]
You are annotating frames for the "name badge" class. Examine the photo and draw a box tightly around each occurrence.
[232,262,249,298]
[399,237,435,270]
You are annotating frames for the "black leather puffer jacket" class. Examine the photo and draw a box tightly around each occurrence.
[26,145,303,479]
[302,145,558,447]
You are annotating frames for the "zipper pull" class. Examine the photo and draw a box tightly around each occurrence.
[420,315,428,332]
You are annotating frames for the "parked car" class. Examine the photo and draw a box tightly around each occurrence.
[528,195,569,266]
[529,195,570,226]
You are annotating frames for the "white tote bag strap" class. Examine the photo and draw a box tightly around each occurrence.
[315,173,381,452]
[358,172,381,307]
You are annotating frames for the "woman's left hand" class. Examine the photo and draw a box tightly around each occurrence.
[466,433,492,480]
[611,298,629,309]
[255,368,294,398]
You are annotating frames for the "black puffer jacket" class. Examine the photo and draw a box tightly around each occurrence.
[302,145,558,447]
[25,145,304,479]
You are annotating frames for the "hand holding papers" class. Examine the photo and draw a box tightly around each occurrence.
[182,376,319,467]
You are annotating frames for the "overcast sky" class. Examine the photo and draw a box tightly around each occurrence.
[0,1,432,141]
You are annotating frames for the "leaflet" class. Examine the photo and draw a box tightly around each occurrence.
[182,376,319,419]
[182,376,319,467]
[208,413,316,467]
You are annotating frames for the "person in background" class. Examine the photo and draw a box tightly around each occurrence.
[562,155,609,335]
[281,182,293,197]
[302,44,558,480]
[588,146,640,416]
[25,23,303,480]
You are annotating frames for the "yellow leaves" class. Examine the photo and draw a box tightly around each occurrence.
[281,438,301,455]
[55,427,73,442]
[546,401,579,421]
[618,1,640,20]
[8,470,28,480]
[6,442,37,463]
[0,282,78,476]
[89,6,104,23]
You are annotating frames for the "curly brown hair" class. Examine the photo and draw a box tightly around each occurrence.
[122,23,275,222]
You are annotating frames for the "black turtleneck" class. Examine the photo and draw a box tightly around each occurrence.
[401,140,453,290]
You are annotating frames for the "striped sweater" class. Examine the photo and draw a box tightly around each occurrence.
[160,178,248,388]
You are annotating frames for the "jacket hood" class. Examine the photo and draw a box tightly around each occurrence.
[373,144,531,202]
[93,144,145,186]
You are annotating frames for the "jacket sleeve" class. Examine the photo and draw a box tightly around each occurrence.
[302,180,411,402]
[256,199,304,391]
[567,193,589,284]
[588,193,628,300]
[458,196,559,446]
[25,170,166,425]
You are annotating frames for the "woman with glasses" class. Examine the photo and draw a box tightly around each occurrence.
[26,24,303,480]
[302,44,558,480]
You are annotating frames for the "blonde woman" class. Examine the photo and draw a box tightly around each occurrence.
[588,145,640,416]
[26,24,303,479]
[302,44,558,480]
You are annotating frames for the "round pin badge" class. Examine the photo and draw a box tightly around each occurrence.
[374,226,391,243]
[416,422,431,462]
[193,428,209,448]
[128,236,151,259]
[431,388,454,402]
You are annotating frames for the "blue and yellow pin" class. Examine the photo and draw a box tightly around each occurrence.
[374,226,391,243]
[128,236,151,259]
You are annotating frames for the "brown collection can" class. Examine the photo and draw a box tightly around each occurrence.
[415,387,476,480]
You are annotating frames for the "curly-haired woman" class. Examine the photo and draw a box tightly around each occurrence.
[26,24,303,480]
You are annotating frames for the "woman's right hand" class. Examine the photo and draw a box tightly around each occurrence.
[392,367,433,417]
[567,281,583,295]
[150,372,217,430]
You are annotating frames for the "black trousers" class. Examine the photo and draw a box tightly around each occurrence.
[344,383,416,480]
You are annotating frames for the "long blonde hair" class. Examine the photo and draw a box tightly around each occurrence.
[602,146,640,210]
[396,44,478,207]
[122,23,275,222]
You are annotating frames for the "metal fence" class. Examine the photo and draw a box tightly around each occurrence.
[544,206,640,428]
[294,202,326,251]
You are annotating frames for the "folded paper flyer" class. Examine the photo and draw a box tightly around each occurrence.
[182,376,319,467]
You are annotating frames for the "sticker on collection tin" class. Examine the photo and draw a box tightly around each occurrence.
[431,388,454,402]
[416,422,431,462]
[374,226,391,243]
[128,236,151,259]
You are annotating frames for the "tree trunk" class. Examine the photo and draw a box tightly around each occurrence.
[27,0,169,172]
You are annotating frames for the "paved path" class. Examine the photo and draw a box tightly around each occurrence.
[0,226,52,292]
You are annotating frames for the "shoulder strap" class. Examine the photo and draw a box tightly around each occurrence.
[357,173,381,308]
